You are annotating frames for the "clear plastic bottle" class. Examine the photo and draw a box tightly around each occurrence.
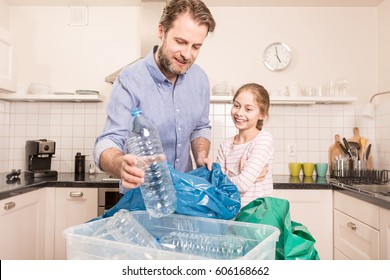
[91,209,159,248]
[157,231,249,259]
[125,107,177,218]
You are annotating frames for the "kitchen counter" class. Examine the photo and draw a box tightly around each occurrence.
[273,175,332,189]
[0,172,119,200]
[1,172,389,209]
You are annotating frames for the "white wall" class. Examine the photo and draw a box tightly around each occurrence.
[198,6,377,103]
[10,6,140,94]
[1,3,388,173]
[375,0,390,170]
[0,1,10,29]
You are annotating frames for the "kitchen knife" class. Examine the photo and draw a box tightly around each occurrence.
[342,137,353,158]
[365,144,372,160]
[338,142,349,155]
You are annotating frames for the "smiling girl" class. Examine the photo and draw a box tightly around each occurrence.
[216,83,274,207]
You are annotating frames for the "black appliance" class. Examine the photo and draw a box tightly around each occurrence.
[98,186,121,216]
[25,139,58,178]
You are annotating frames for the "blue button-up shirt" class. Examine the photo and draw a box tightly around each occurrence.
[94,47,211,193]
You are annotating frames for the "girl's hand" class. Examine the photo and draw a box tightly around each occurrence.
[256,164,269,182]
[239,155,268,183]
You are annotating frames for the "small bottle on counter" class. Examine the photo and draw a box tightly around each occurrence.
[89,163,96,175]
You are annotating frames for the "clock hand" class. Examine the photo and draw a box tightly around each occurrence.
[274,53,281,63]
[274,46,281,63]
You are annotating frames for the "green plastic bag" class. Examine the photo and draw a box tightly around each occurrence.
[235,197,320,260]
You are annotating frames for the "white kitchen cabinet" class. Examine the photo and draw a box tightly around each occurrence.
[0,27,16,93]
[333,191,380,260]
[54,187,98,260]
[0,188,45,259]
[272,189,333,260]
[380,207,390,259]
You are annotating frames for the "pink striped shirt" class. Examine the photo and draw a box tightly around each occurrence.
[216,130,274,208]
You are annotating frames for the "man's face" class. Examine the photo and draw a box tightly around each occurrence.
[156,12,208,78]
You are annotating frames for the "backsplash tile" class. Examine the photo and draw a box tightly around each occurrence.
[1,99,388,174]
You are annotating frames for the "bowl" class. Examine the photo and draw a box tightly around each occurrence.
[28,83,51,95]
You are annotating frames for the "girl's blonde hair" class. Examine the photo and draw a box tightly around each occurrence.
[233,83,270,130]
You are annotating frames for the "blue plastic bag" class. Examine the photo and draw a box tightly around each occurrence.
[97,163,240,221]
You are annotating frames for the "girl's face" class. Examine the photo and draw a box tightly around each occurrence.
[231,90,264,131]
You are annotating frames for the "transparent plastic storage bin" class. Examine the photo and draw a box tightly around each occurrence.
[63,211,280,260]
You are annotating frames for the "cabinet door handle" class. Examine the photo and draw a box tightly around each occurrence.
[347,222,357,231]
[4,201,16,210]
[69,191,84,198]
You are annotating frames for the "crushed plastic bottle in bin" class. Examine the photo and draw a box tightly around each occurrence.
[90,209,250,259]
[91,209,159,248]
[157,231,249,259]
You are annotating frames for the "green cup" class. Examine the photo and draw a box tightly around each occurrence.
[289,162,302,177]
[316,162,328,177]
[303,162,315,177]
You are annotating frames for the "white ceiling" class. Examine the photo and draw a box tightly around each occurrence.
[3,0,385,7]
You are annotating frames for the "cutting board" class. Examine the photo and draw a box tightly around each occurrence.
[328,134,344,173]
[347,127,373,169]
[348,127,361,151]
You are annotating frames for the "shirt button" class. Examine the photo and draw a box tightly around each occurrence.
[178,143,181,147]
[176,108,180,112]
[178,127,182,131]
[175,159,180,162]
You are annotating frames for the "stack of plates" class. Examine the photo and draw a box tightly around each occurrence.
[53,92,74,95]
[212,83,232,96]
[75,90,99,95]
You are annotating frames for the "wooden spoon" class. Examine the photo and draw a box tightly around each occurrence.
[359,137,367,161]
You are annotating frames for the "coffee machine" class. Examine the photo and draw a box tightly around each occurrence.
[26,139,58,177]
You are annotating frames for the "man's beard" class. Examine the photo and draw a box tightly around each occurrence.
[157,44,192,75]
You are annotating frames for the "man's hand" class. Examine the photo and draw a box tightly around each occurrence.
[196,157,213,171]
[120,154,145,189]
[100,148,145,189]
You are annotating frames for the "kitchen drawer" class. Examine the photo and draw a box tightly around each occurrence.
[334,248,349,260]
[334,209,379,260]
[334,191,379,229]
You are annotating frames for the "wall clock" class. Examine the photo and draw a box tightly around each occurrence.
[262,42,292,72]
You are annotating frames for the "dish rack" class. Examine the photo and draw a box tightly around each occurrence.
[331,169,390,185]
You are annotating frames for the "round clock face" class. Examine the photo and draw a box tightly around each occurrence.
[262,42,292,71]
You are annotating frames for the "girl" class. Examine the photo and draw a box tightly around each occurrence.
[216,83,274,207]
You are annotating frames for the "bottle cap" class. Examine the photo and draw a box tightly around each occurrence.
[131,107,142,117]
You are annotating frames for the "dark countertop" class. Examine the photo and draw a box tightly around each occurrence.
[273,175,332,189]
[1,172,389,210]
[0,172,119,200]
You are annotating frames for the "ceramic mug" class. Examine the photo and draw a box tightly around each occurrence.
[316,163,328,177]
[289,162,302,177]
[303,162,315,177]
[287,82,301,97]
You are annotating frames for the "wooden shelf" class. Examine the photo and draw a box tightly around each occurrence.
[0,93,104,103]
[210,95,357,105]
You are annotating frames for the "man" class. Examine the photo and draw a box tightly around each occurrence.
[93,0,216,194]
